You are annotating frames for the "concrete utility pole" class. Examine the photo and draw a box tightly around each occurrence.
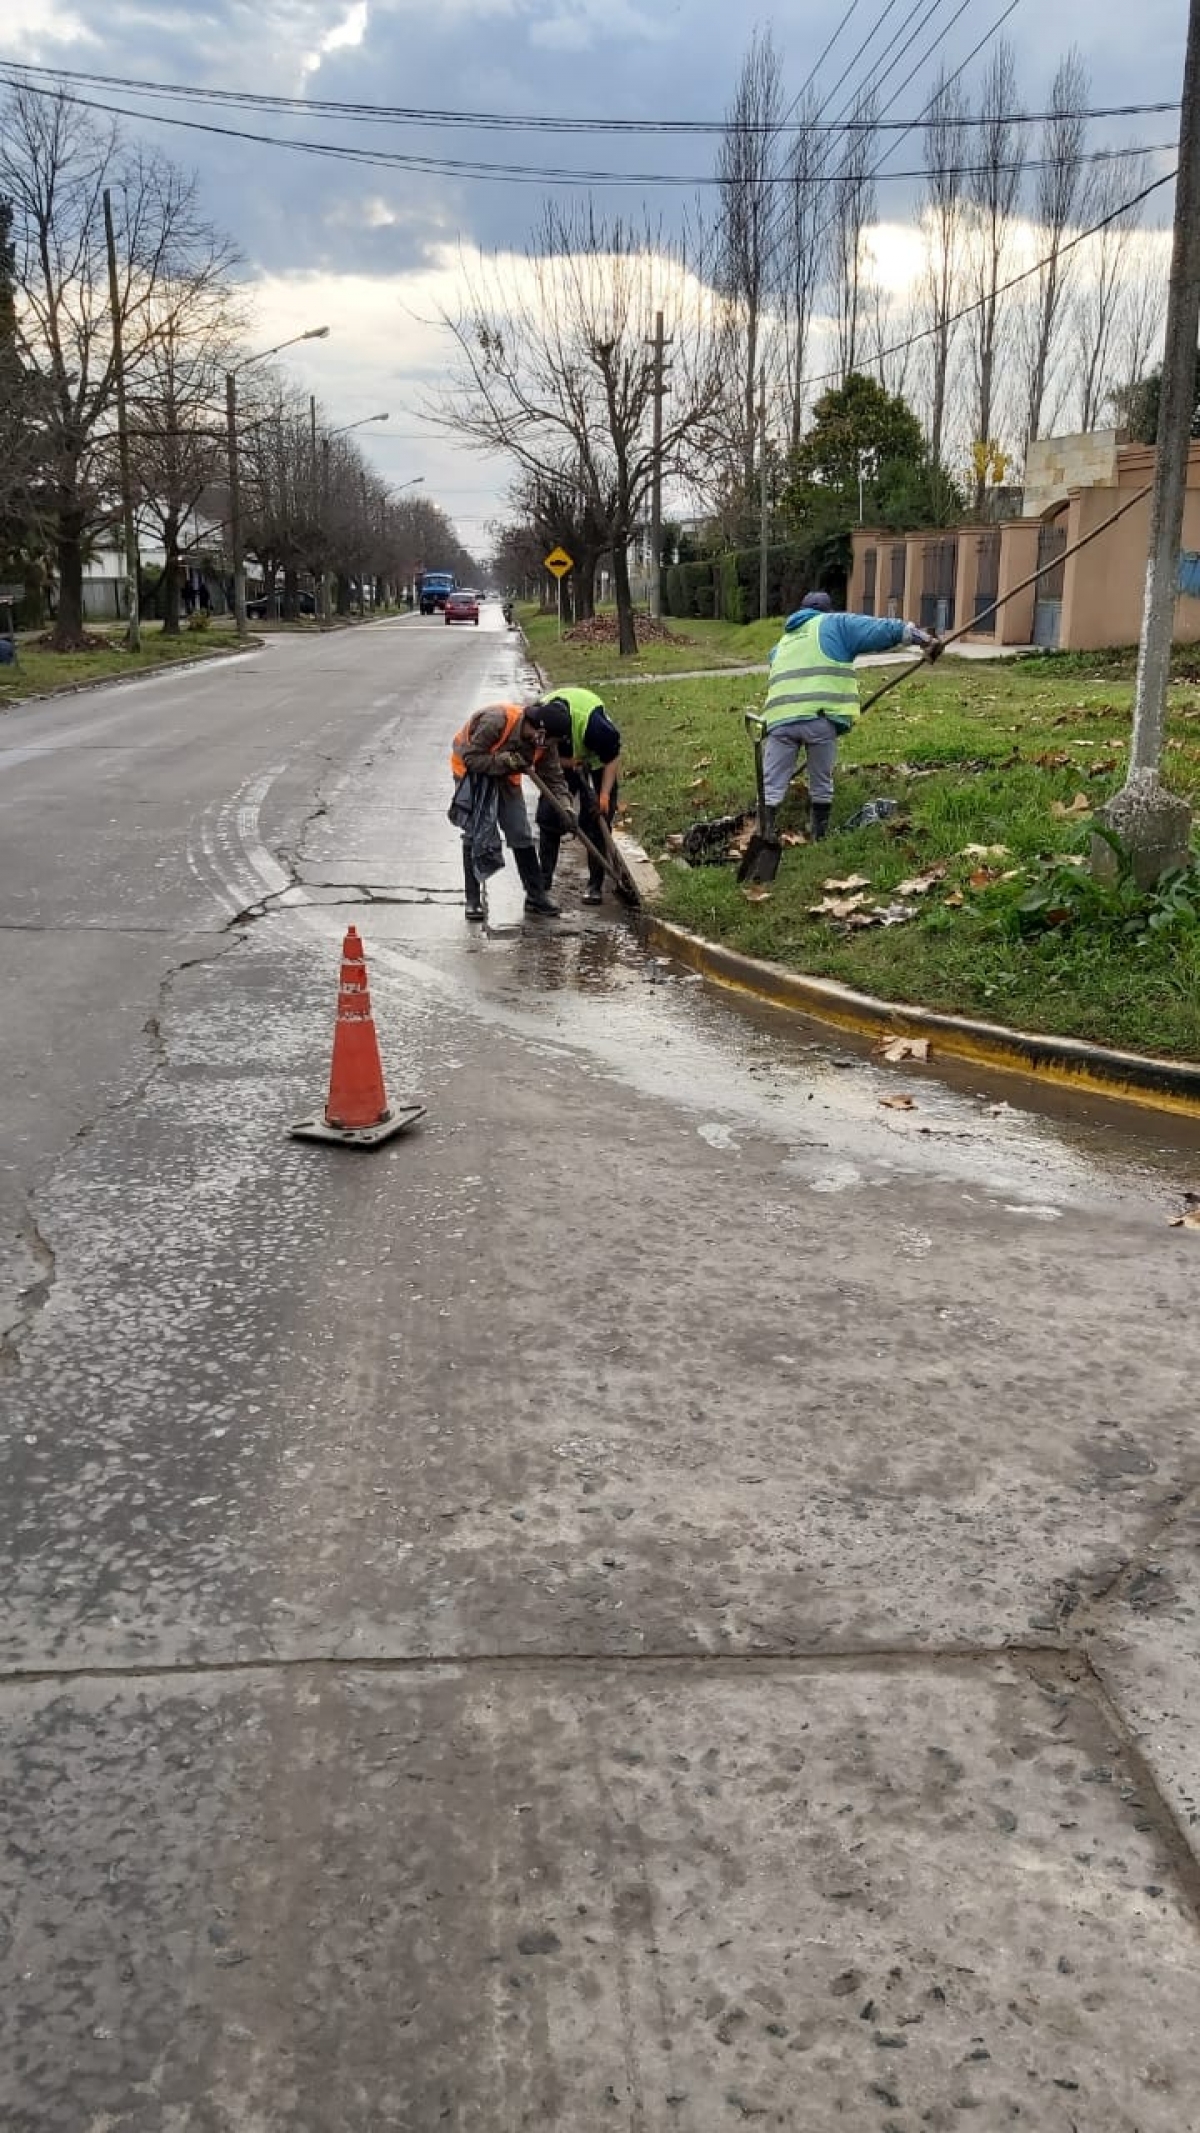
[647,310,671,619]
[102,189,140,652]
[1098,0,1200,885]
[758,368,770,625]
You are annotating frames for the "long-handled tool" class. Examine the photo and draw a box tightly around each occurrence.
[736,713,782,885]
[527,766,642,909]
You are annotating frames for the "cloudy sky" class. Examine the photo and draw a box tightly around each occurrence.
[5,0,1192,561]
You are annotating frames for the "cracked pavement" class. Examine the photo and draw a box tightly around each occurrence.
[2,613,1200,2130]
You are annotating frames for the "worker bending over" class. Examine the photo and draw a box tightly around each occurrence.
[450,700,573,920]
[530,687,622,907]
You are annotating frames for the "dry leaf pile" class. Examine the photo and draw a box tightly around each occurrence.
[563,614,682,646]
[1168,1192,1200,1231]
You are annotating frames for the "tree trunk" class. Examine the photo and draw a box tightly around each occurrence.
[576,550,600,620]
[162,523,182,636]
[612,539,638,657]
[51,508,87,650]
[283,566,299,621]
[335,572,352,618]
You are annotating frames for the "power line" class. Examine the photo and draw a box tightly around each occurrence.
[0,57,1178,136]
[0,68,1170,190]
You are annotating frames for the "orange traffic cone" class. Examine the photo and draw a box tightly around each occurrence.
[291,926,426,1147]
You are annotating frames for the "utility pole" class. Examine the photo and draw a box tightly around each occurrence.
[226,369,246,638]
[1099,0,1200,884]
[102,189,140,652]
[758,368,770,626]
[646,309,672,620]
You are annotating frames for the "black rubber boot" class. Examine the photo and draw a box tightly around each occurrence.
[462,844,485,921]
[538,827,562,891]
[514,844,561,917]
[810,802,833,841]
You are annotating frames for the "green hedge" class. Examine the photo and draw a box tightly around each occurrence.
[660,537,849,624]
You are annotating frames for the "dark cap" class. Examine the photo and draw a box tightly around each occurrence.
[800,589,833,612]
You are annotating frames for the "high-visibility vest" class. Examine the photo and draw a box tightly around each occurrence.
[557,686,606,768]
[763,616,861,732]
[450,702,525,784]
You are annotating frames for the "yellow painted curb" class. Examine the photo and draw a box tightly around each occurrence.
[642,915,1200,1121]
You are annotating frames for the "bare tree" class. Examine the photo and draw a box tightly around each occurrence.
[1109,245,1169,423]
[965,43,1025,508]
[715,25,785,497]
[1,86,236,649]
[127,241,244,632]
[919,67,968,465]
[1068,151,1151,431]
[830,91,879,385]
[777,90,831,455]
[435,204,723,656]
[1022,50,1091,447]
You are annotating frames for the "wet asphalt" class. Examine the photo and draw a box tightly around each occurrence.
[2,611,1200,2130]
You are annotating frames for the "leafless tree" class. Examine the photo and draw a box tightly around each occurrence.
[1068,151,1152,432]
[919,67,968,466]
[0,85,236,649]
[830,91,879,386]
[1109,244,1169,423]
[715,25,784,497]
[126,241,244,632]
[1022,50,1091,447]
[776,90,831,455]
[965,43,1025,508]
[434,203,723,655]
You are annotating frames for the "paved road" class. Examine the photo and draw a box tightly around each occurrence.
[2,614,1200,2130]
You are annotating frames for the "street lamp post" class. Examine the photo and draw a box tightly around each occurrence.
[226,326,329,640]
[316,413,393,623]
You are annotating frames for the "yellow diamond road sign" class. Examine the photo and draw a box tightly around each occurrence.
[544,546,574,578]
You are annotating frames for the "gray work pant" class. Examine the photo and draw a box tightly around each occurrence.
[762,715,840,807]
[496,780,536,849]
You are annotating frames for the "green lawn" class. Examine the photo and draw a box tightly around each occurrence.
[0,623,256,706]
[519,604,780,684]
[536,642,1200,1061]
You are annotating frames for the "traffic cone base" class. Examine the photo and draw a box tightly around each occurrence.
[290,1100,426,1148]
[290,924,426,1149]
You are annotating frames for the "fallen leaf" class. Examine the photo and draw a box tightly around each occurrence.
[879,1094,917,1111]
[943,890,965,908]
[968,867,1003,888]
[1168,1209,1200,1229]
[741,885,773,903]
[877,903,917,927]
[781,830,807,847]
[1051,793,1092,819]
[960,843,1010,859]
[895,866,946,897]
[688,775,709,790]
[823,874,871,892]
[1088,757,1119,777]
[1035,749,1073,769]
[881,1037,930,1064]
[692,755,713,769]
[810,892,871,918]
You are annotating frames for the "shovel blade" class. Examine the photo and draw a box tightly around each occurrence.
[736,832,782,884]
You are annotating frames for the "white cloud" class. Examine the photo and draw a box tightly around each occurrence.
[303,0,369,75]
[530,0,672,52]
[6,0,97,52]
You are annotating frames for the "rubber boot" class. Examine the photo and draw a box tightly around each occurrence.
[538,827,562,891]
[514,844,561,918]
[810,802,833,841]
[462,844,485,921]
[762,804,779,838]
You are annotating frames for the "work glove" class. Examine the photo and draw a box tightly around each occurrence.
[489,749,527,774]
[926,634,945,661]
[902,623,936,650]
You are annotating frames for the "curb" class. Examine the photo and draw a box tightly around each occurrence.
[641,914,1200,1120]
[0,641,262,712]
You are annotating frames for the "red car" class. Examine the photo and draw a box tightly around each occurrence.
[445,590,479,625]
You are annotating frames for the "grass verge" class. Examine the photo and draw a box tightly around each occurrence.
[538,640,1200,1061]
[519,603,780,684]
[0,623,256,706]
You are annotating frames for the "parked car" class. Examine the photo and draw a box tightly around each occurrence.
[444,590,480,626]
[246,591,316,619]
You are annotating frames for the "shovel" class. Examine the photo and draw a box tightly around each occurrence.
[736,713,782,885]
[527,766,642,909]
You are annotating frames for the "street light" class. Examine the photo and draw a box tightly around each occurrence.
[317,412,392,621]
[226,325,330,639]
